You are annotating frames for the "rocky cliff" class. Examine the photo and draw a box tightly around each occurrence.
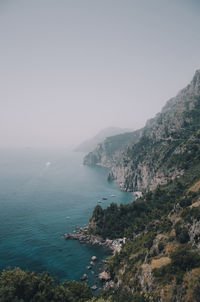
[84,70,200,192]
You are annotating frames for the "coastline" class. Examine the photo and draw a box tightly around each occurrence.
[64,225,125,254]
[64,226,116,285]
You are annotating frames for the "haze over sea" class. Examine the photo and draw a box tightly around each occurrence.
[0,149,132,286]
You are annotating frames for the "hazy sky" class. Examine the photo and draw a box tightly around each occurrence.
[1,0,200,148]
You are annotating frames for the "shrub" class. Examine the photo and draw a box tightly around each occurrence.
[0,268,91,302]
[174,222,190,243]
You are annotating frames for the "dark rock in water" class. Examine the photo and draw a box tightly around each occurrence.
[102,197,107,200]
[90,261,94,266]
[87,266,92,270]
[80,274,88,281]
[108,172,114,182]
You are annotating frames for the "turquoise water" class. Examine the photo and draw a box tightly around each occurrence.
[0,149,133,286]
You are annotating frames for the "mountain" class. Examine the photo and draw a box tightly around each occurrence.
[85,69,200,301]
[84,70,200,192]
[75,127,131,153]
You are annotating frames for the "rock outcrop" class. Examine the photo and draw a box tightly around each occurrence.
[64,226,118,252]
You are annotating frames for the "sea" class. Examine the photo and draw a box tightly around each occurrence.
[0,148,133,288]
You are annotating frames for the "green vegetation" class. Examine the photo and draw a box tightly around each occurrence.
[90,160,200,240]
[153,245,200,284]
[89,159,200,301]
[174,221,190,243]
[0,268,91,302]
[100,291,148,302]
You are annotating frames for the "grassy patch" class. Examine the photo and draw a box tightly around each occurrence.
[188,180,200,192]
[150,257,171,269]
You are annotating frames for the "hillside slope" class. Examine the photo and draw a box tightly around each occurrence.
[88,149,200,301]
[75,127,131,153]
[84,70,200,192]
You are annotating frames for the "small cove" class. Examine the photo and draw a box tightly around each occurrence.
[0,148,133,287]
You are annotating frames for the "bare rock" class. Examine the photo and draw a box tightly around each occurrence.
[98,271,111,281]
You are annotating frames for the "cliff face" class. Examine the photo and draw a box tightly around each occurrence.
[84,70,200,192]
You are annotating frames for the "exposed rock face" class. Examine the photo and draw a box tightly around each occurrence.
[189,219,200,248]
[84,70,200,192]
[98,271,111,281]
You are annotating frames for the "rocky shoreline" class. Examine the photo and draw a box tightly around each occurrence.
[64,225,126,255]
[64,226,114,251]
[64,226,113,287]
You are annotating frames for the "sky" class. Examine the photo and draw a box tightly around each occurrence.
[0,0,200,148]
